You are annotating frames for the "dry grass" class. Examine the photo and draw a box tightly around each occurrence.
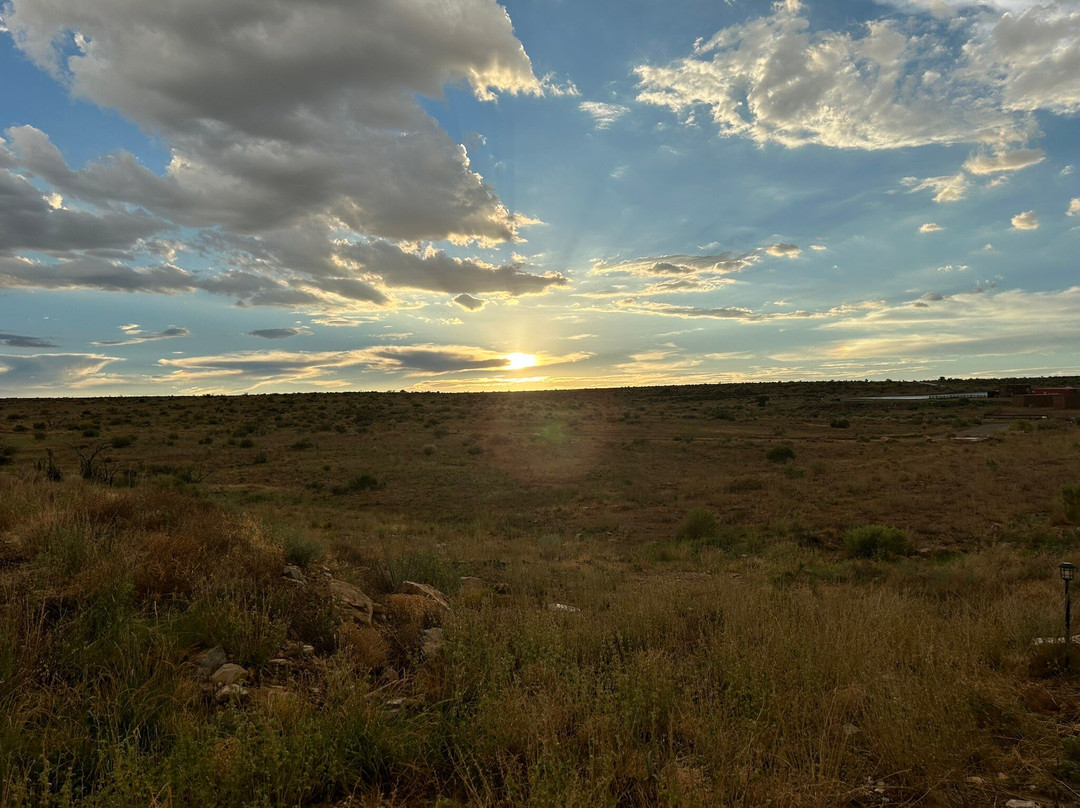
[0,380,1078,805]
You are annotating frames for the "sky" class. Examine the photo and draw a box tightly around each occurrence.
[0,0,1078,396]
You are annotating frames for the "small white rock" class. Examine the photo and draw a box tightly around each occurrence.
[215,683,248,703]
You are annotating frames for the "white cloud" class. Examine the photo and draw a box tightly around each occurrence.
[785,285,1080,363]
[902,174,970,203]
[963,148,1045,174]
[1068,198,1080,216]
[635,1,1080,157]
[1011,210,1039,230]
[580,101,630,129]
[590,241,804,280]
[919,222,944,233]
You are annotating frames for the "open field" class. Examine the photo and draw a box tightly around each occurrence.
[2,379,1080,806]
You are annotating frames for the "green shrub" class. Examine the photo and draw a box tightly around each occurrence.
[830,419,850,429]
[676,508,719,543]
[110,435,136,449]
[766,444,795,463]
[0,444,14,465]
[330,473,378,496]
[278,529,325,568]
[252,451,268,465]
[844,525,911,559]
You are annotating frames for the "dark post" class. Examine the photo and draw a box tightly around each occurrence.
[1060,562,1076,667]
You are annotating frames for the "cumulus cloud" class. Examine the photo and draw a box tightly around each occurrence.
[93,324,190,346]
[1068,198,1080,216]
[0,0,554,317]
[247,328,312,340]
[0,231,566,310]
[0,164,166,254]
[1011,210,1039,230]
[336,240,567,297]
[919,222,944,233]
[766,243,801,258]
[0,255,196,293]
[635,1,1080,160]
[0,332,57,348]
[580,101,630,129]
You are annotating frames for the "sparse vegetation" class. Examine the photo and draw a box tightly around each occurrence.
[844,524,911,559]
[766,443,795,463]
[675,507,719,543]
[0,379,1078,805]
[1062,484,1080,524]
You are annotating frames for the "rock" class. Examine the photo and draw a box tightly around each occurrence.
[215,683,248,703]
[279,640,316,658]
[210,663,249,686]
[494,582,511,596]
[421,627,445,659]
[1005,800,1039,808]
[329,578,374,625]
[546,602,580,613]
[460,576,486,592]
[401,581,449,610]
[193,646,228,679]
[282,565,307,584]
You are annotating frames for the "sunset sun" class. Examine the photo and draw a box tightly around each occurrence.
[504,352,538,370]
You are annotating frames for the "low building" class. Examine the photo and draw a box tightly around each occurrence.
[1013,388,1080,408]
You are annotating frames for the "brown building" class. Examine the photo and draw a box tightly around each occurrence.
[1013,388,1080,408]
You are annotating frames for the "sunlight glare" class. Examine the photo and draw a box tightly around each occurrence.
[504,352,538,370]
